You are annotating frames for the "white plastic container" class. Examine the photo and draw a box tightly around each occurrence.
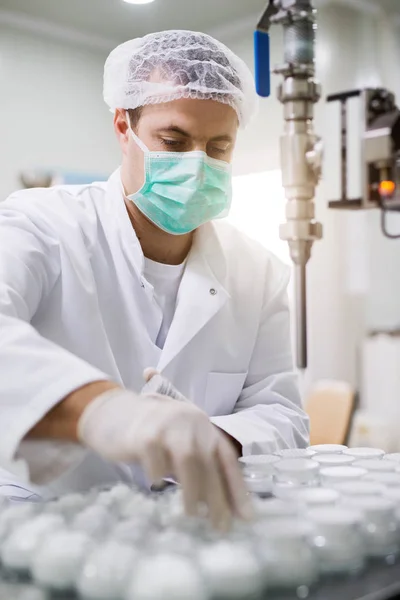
[312,455,355,467]
[0,504,38,544]
[343,447,385,460]
[198,543,262,600]
[72,505,114,538]
[344,496,399,559]
[307,507,365,575]
[273,459,320,487]
[239,455,280,498]
[78,540,138,600]
[129,554,207,600]
[243,474,274,497]
[353,459,397,473]
[32,529,92,591]
[258,519,318,590]
[308,444,347,455]
[1,514,64,572]
[320,466,367,486]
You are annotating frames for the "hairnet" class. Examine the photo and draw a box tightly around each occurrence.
[103,30,257,128]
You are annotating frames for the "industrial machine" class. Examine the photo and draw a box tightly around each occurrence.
[254,1,400,370]
[327,88,400,238]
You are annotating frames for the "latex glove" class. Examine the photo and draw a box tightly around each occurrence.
[141,368,189,403]
[77,388,252,530]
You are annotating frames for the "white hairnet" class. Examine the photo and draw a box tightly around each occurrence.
[103,30,257,128]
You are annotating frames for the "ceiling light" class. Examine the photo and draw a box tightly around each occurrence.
[123,0,156,4]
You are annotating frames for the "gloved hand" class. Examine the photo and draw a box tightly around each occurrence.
[77,387,252,530]
[141,368,189,403]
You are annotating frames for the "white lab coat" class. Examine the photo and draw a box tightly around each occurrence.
[0,169,308,498]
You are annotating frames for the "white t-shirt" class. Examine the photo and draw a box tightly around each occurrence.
[143,257,186,349]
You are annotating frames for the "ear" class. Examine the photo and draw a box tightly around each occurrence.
[113,109,130,154]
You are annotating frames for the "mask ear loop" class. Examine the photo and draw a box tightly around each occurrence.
[125,109,149,153]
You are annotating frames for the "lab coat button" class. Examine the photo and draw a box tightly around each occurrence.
[209,288,217,296]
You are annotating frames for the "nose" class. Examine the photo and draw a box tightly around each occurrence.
[192,141,208,153]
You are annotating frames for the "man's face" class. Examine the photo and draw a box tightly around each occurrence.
[116,98,239,196]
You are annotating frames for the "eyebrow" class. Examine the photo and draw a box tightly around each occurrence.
[157,125,233,143]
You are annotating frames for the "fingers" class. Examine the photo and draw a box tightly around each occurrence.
[143,367,159,383]
[216,438,254,520]
[142,374,170,397]
[143,375,189,404]
[165,423,245,530]
[176,455,203,518]
[140,438,171,485]
[201,450,232,531]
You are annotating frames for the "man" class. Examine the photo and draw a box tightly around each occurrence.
[0,30,308,528]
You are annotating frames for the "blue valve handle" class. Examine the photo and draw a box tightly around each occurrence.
[254,30,271,98]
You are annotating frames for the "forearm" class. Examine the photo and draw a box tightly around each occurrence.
[27,380,120,441]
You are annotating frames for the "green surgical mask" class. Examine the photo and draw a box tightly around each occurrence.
[126,127,232,235]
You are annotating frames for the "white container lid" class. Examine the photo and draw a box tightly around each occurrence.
[313,454,355,467]
[239,455,280,474]
[320,466,367,483]
[384,453,400,463]
[198,543,262,599]
[364,472,400,488]
[254,498,299,519]
[333,481,386,497]
[264,518,313,540]
[308,444,347,454]
[307,506,363,530]
[343,448,385,459]
[32,529,93,590]
[78,540,139,600]
[129,553,208,600]
[290,487,340,506]
[274,459,319,476]
[384,488,400,503]
[239,455,280,466]
[274,448,316,459]
[353,459,396,472]
[345,496,396,519]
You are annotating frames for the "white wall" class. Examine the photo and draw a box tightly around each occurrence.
[2,6,400,396]
[0,25,119,200]
[217,4,400,393]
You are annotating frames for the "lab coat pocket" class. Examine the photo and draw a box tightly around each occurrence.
[205,372,248,416]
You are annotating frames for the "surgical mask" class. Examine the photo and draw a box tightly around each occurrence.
[126,126,232,235]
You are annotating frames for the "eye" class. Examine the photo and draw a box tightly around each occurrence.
[160,138,185,149]
[210,147,228,155]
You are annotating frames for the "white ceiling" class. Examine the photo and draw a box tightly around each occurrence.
[0,0,398,51]
[0,0,269,47]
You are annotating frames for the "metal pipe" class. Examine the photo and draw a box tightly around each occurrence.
[274,0,323,369]
[294,262,308,369]
[255,0,323,369]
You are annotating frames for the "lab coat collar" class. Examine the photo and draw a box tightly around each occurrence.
[107,168,145,278]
